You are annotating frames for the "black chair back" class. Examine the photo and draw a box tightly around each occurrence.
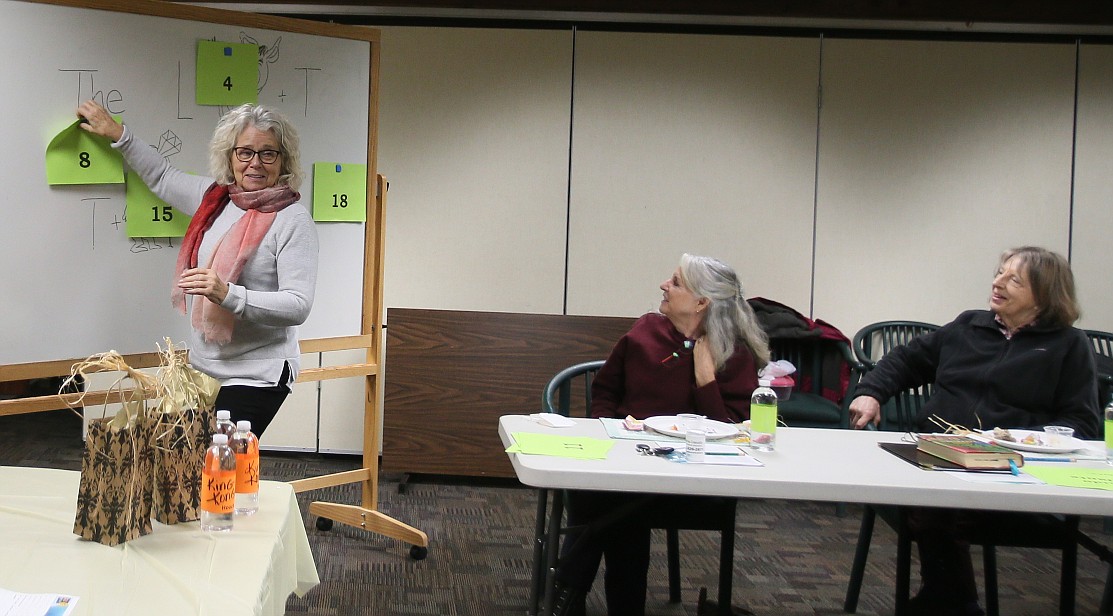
[1084,329,1113,407]
[851,321,939,432]
[541,360,605,417]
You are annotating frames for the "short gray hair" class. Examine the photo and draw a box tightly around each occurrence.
[678,253,770,371]
[208,104,303,190]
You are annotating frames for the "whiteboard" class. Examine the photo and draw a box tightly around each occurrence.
[0,0,374,364]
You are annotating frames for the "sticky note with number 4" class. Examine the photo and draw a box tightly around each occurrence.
[196,40,258,106]
[313,162,367,222]
[126,172,192,238]
[45,119,124,185]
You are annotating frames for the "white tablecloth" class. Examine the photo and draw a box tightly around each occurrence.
[0,466,319,615]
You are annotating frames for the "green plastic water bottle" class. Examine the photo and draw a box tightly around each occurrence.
[1104,400,1113,466]
[750,379,777,452]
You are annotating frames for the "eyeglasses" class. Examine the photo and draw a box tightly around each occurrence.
[232,147,281,164]
[635,443,675,457]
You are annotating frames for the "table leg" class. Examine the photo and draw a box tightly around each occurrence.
[540,489,565,616]
[895,507,911,616]
[717,513,735,616]
[1059,515,1079,616]
[528,488,549,616]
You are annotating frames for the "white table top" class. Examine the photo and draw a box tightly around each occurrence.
[499,415,1113,517]
[0,465,319,616]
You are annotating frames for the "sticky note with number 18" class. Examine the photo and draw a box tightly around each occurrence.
[313,162,367,222]
[196,40,258,106]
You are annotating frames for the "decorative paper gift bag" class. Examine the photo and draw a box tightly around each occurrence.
[75,411,156,545]
[64,352,160,546]
[151,342,220,525]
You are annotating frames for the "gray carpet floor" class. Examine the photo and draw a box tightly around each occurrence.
[2,409,1110,615]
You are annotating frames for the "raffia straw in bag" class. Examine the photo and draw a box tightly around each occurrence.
[150,339,220,524]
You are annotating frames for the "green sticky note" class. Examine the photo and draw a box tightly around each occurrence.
[1023,465,1113,491]
[196,40,259,106]
[45,119,124,185]
[508,433,615,460]
[126,172,191,237]
[312,162,367,222]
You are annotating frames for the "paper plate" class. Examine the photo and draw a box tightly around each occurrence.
[980,429,1086,454]
[643,416,740,440]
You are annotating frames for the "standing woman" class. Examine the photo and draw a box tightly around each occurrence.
[77,100,318,437]
[555,253,770,616]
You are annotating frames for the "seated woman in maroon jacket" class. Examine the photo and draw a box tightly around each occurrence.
[553,253,770,616]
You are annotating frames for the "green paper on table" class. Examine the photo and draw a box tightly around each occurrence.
[507,432,614,460]
[1022,465,1113,491]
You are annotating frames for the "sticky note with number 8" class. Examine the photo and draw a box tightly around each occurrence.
[313,162,367,222]
[45,119,124,185]
[126,172,191,237]
[196,40,258,106]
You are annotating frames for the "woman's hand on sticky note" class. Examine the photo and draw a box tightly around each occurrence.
[77,100,124,143]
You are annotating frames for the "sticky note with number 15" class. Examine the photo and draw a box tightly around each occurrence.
[126,172,191,238]
[313,162,367,222]
[196,40,258,106]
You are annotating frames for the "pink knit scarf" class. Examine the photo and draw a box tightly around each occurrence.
[172,182,300,344]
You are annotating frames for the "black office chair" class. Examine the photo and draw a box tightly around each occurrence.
[1083,328,1113,615]
[851,321,939,431]
[844,321,1113,616]
[766,336,858,429]
[536,360,739,615]
[1084,329,1113,408]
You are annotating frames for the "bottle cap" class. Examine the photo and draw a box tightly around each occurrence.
[216,410,231,420]
[212,434,229,445]
[758,379,772,387]
[237,420,252,432]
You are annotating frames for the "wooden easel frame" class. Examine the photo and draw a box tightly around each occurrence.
[1,0,426,557]
[288,175,429,557]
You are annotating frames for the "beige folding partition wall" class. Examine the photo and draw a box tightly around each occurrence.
[565,31,821,317]
[377,27,1113,335]
[1072,44,1113,333]
[812,39,1078,337]
[379,27,574,315]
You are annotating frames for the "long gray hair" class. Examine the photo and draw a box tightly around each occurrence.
[679,253,771,371]
[208,104,303,190]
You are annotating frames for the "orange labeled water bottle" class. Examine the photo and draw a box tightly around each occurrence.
[230,420,260,515]
[200,433,236,532]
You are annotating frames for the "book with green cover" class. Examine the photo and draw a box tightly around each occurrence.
[916,434,1024,470]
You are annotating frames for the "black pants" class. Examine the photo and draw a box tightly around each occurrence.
[907,507,1067,609]
[558,491,735,616]
[213,362,292,438]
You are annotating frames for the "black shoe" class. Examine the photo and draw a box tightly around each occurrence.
[551,583,586,616]
[696,586,756,616]
[907,594,984,616]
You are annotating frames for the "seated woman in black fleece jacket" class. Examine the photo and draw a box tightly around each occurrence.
[849,246,1100,616]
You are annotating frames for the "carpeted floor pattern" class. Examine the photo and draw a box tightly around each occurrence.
[2,409,1110,615]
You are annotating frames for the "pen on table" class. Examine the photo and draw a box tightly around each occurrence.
[1008,460,1020,476]
[1022,457,1075,462]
